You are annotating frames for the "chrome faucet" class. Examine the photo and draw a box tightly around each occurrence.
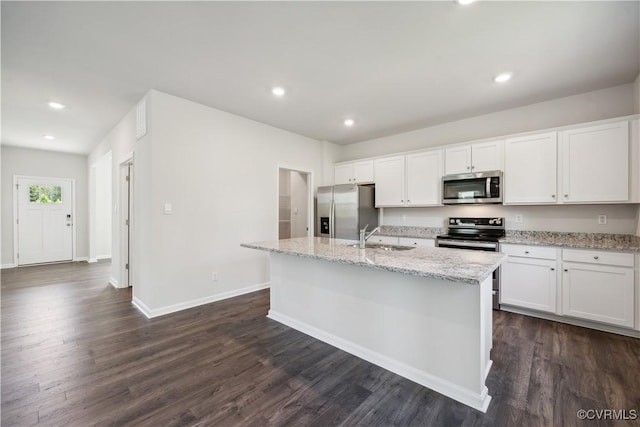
[359,224,381,249]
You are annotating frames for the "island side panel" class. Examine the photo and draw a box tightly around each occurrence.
[267,252,492,412]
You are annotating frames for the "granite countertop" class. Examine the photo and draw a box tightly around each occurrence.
[241,237,506,285]
[500,231,640,252]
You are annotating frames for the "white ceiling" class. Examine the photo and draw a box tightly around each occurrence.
[2,1,639,154]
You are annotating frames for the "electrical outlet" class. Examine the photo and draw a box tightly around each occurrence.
[598,215,607,225]
[211,272,219,281]
[514,214,523,224]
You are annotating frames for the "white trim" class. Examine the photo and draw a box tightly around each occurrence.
[500,305,640,339]
[88,258,98,263]
[132,282,270,319]
[74,256,88,262]
[96,254,112,260]
[267,310,491,413]
[109,277,121,288]
[1,264,16,269]
[13,175,77,266]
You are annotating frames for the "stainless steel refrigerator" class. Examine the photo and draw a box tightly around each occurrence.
[316,184,378,240]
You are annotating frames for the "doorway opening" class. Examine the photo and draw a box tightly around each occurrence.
[278,168,312,239]
[89,151,113,263]
[13,176,75,266]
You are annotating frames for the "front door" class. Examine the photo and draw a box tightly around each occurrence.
[16,177,73,265]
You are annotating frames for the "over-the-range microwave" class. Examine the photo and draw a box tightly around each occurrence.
[442,170,503,204]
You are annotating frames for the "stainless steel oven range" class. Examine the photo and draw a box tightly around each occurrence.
[436,217,505,310]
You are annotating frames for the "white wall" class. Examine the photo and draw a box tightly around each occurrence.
[1,146,89,266]
[634,73,640,114]
[382,204,639,235]
[133,90,326,314]
[340,83,637,161]
[87,105,137,286]
[94,152,112,258]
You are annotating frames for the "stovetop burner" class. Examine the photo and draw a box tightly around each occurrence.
[437,217,505,243]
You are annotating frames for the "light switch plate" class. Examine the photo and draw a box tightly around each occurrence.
[163,203,172,215]
[598,214,607,225]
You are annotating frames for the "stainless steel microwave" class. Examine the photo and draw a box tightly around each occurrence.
[442,171,503,204]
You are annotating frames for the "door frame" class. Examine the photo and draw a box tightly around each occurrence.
[13,175,77,266]
[118,152,134,288]
[276,165,314,238]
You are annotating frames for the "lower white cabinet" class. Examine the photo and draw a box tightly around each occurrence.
[500,244,558,313]
[368,235,400,245]
[562,253,635,328]
[398,237,435,248]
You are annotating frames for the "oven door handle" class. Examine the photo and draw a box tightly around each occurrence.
[486,177,491,198]
[437,240,497,249]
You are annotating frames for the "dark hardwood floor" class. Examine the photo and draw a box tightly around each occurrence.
[2,261,639,426]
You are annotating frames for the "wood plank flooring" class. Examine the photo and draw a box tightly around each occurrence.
[2,261,639,426]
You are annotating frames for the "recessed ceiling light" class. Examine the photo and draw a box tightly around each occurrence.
[48,101,66,110]
[494,72,513,83]
[44,135,55,140]
[272,87,286,97]
[456,0,476,5]
[344,119,355,127]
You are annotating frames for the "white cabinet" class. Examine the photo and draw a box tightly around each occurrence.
[374,156,405,207]
[500,244,559,314]
[562,249,635,328]
[406,150,443,206]
[560,121,629,203]
[375,150,443,207]
[504,132,558,204]
[368,235,399,245]
[444,140,504,175]
[398,237,435,248]
[334,160,374,185]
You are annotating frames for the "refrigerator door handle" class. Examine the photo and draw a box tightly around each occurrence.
[329,201,335,238]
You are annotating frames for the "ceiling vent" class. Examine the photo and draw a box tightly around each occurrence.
[136,99,147,140]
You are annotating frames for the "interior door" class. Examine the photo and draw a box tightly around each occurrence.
[17,177,73,265]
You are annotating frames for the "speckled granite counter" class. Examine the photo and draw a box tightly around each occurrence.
[378,225,443,239]
[500,231,640,252]
[241,236,505,285]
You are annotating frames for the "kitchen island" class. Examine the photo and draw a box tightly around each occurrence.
[241,237,506,412]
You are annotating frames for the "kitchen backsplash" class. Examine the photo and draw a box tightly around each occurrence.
[380,204,640,235]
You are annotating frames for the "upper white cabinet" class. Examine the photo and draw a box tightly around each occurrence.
[374,150,443,207]
[444,140,504,175]
[560,121,629,203]
[504,132,558,204]
[334,160,374,185]
[406,150,443,206]
[374,156,405,207]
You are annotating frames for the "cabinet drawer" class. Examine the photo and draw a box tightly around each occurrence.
[500,244,557,260]
[562,249,634,267]
[398,237,435,248]
[370,236,399,245]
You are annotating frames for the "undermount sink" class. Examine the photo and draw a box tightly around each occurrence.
[347,243,416,251]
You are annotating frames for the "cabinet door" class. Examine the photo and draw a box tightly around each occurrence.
[353,160,374,184]
[501,257,557,313]
[406,150,443,206]
[562,263,634,328]
[561,121,629,203]
[334,164,353,185]
[374,156,405,207]
[471,140,504,172]
[504,132,558,204]
[444,145,471,175]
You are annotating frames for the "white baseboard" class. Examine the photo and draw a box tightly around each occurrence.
[132,282,270,319]
[109,277,120,288]
[1,263,16,269]
[267,310,491,413]
[96,255,112,260]
[88,258,98,263]
[74,256,88,262]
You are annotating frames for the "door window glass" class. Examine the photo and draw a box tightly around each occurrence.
[29,185,62,204]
